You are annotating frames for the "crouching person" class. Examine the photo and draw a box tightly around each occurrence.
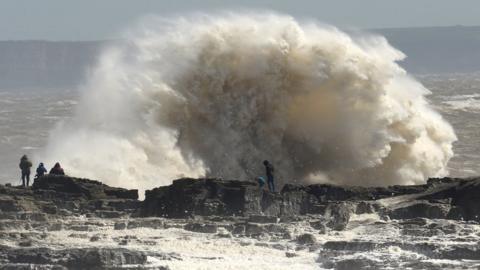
[35,162,47,179]
[257,176,266,189]
[49,162,65,175]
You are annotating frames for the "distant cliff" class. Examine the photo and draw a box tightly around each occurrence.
[2,26,480,89]
[0,40,106,89]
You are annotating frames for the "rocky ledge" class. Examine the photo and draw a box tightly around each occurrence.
[142,177,480,222]
[0,175,140,219]
[0,175,478,269]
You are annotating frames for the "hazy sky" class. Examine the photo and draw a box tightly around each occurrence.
[2,0,480,40]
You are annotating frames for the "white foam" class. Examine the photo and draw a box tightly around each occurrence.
[443,96,480,111]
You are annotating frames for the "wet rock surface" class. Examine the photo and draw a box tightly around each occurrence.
[0,175,478,269]
[142,177,480,222]
[0,246,149,269]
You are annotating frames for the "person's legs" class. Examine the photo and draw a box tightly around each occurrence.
[26,173,30,187]
[21,172,26,187]
[267,175,275,192]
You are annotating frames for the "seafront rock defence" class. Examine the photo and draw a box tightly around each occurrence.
[0,175,479,269]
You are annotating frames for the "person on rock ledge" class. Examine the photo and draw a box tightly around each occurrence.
[35,162,47,179]
[263,160,275,192]
[19,155,33,187]
[49,162,65,175]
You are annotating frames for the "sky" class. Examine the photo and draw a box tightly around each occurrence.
[2,0,480,40]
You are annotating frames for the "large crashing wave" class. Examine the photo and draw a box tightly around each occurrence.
[40,13,456,190]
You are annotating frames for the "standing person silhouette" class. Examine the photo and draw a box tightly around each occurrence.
[263,160,275,192]
[19,155,32,187]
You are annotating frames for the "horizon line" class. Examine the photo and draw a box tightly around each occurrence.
[1,24,479,43]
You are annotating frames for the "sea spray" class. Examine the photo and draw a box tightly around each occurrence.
[39,13,456,191]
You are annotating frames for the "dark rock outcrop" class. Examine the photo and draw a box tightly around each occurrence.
[142,177,480,222]
[296,233,317,245]
[184,222,218,234]
[0,175,140,219]
[1,175,479,224]
[380,177,480,222]
[422,177,480,221]
[388,201,451,220]
[142,178,276,218]
[0,246,149,269]
[283,182,428,203]
[32,175,138,200]
[325,203,351,231]
[142,178,360,218]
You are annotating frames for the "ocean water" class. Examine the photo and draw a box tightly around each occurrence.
[0,73,479,185]
[0,88,78,183]
[419,73,480,178]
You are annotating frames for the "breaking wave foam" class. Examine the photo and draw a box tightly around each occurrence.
[442,94,480,112]
[39,13,456,190]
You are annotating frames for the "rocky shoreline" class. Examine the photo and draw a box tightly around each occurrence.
[0,175,479,269]
[142,177,480,221]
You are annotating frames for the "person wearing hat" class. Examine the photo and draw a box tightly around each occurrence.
[35,162,47,179]
[49,162,65,175]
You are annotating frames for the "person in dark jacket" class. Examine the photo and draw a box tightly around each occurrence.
[19,155,33,187]
[35,162,47,178]
[263,160,275,192]
[49,162,65,175]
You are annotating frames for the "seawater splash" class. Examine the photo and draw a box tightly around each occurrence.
[40,13,456,191]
